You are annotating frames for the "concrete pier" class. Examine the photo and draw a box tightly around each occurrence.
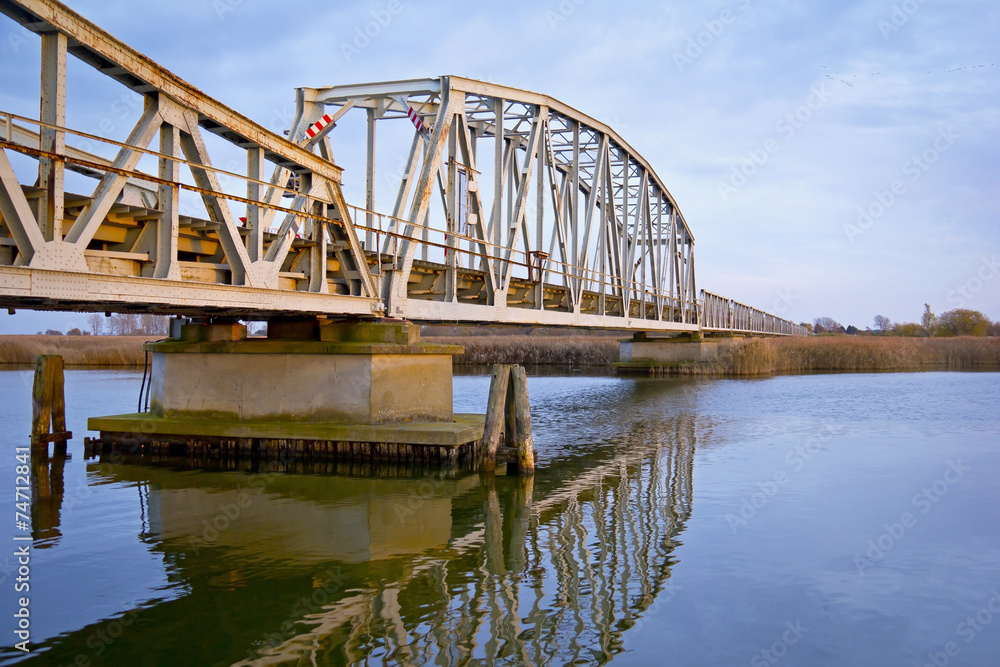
[89,318,486,466]
[614,332,720,374]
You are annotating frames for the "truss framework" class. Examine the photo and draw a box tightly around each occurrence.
[0,0,806,335]
[298,77,701,329]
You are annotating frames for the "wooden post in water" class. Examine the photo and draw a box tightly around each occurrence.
[481,363,535,474]
[481,364,511,472]
[510,365,535,475]
[503,369,517,449]
[31,355,72,456]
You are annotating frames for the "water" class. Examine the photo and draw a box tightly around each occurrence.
[0,369,998,666]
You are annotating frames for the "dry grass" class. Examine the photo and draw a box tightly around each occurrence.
[0,335,156,366]
[669,336,1000,376]
[429,335,620,366]
[5,333,997,374]
[433,334,1000,374]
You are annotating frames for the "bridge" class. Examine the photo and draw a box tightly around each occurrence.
[3,0,806,461]
[0,0,806,337]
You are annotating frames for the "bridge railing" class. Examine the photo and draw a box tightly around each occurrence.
[699,290,809,336]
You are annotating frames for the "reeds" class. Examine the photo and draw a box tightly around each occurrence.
[668,335,1000,376]
[430,335,620,367]
[3,333,997,374]
[433,334,1000,374]
[0,335,156,366]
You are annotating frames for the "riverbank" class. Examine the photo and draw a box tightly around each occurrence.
[1,333,997,374]
[0,335,157,366]
[623,335,1000,375]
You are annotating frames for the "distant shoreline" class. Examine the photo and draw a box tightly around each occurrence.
[0,333,997,375]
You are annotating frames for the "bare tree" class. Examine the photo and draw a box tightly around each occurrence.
[108,313,140,335]
[139,314,167,335]
[873,314,891,332]
[86,312,104,335]
[813,317,842,333]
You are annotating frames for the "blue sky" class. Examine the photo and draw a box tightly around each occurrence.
[1,0,997,333]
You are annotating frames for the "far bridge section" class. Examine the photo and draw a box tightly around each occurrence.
[0,0,806,337]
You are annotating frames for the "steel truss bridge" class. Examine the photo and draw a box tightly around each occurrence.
[0,0,807,336]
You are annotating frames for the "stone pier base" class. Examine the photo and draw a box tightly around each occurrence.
[88,318,486,466]
[614,332,720,374]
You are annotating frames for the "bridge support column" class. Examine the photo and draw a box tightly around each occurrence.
[613,332,719,374]
[89,318,486,467]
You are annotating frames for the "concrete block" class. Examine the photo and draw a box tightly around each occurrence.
[320,320,418,345]
[620,339,719,363]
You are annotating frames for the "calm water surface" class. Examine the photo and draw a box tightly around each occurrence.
[0,369,998,666]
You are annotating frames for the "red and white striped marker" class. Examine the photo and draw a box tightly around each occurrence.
[304,113,335,143]
[406,105,427,135]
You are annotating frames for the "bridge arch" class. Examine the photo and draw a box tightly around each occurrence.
[297,76,700,330]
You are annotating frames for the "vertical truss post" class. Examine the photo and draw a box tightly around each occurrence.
[535,115,546,310]
[639,184,648,318]
[366,107,376,251]
[154,124,180,280]
[620,154,630,316]
[445,120,458,302]
[669,210,678,321]
[246,146,264,262]
[493,97,504,283]
[654,196,663,320]
[308,194,329,294]
[38,31,67,242]
[571,121,580,312]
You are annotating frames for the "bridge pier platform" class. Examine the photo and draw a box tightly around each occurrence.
[613,332,720,374]
[88,319,486,468]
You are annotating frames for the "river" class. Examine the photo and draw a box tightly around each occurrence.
[0,369,998,666]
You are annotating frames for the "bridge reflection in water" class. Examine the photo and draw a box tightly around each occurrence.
[72,405,698,665]
[101,417,696,665]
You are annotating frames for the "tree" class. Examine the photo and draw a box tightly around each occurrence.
[873,315,891,332]
[108,313,139,335]
[892,322,925,337]
[44,328,62,335]
[66,327,83,335]
[921,304,936,331]
[846,325,859,335]
[799,322,814,333]
[87,312,104,335]
[935,309,990,337]
[139,314,167,335]
[813,317,842,334]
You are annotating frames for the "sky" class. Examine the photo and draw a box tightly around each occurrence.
[0,0,997,333]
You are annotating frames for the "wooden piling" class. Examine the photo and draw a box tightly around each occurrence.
[481,364,512,472]
[31,355,71,455]
[504,370,518,449]
[510,365,535,475]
